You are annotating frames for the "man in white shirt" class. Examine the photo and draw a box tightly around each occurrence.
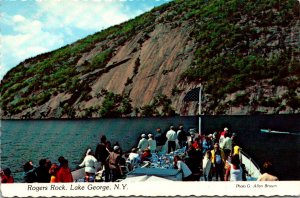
[223,133,232,156]
[166,126,177,153]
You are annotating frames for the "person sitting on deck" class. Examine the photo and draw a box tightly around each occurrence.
[148,134,156,153]
[224,154,243,181]
[1,168,14,183]
[56,158,73,182]
[127,148,140,170]
[108,146,122,182]
[257,161,279,181]
[79,149,98,182]
[173,155,193,181]
[166,126,177,153]
[137,134,148,152]
[141,148,152,162]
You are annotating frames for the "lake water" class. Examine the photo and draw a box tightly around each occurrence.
[1,115,300,182]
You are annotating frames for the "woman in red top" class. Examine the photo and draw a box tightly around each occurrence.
[192,137,201,151]
[56,159,73,182]
[1,168,14,183]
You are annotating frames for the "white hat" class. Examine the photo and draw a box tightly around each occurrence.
[148,134,153,138]
[141,134,146,138]
[208,134,213,138]
[113,146,119,151]
[86,149,92,156]
[224,127,228,131]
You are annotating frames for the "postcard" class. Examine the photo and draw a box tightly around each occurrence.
[1,0,300,197]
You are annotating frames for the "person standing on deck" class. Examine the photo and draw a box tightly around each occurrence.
[56,159,73,182]
[166,126,177,153]
[212,131,219,146]
[224,154,243,181]
[108,146,122,182]
[36,158,51,183]
[202,135,213,155]
[177,124,188,149]
[148,134,156,153]
[95,135,110,182]
[219,127,228,149]
[79,149,98,182]
[202,151,212,181]
[154,128,166,152]
[211,143,225,181]
[137,134,148,152]
[223,133,233,155]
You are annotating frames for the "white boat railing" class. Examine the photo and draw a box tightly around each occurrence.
[240,149,261,181]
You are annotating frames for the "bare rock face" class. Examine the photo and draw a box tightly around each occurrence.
[75,21,197,117]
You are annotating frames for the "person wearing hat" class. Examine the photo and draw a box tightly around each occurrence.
[137,134,148,152]
[108,146,122,182]
[148,134,156,153]
[219,127,228,149]
[79,149,98,182]
[166,126,177,153]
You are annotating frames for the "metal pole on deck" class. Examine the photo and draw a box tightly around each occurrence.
[198,83,202,136]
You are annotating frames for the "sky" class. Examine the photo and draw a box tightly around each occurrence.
[0,0,171,80]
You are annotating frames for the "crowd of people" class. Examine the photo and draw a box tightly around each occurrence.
[1,125,279,183]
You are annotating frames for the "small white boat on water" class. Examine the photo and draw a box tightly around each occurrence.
[260,129,300,135]
[260,129,291,134]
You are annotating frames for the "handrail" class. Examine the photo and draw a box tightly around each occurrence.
[240,149,261,174]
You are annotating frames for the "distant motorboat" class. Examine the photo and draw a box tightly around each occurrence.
[260,129,300,136]
[260,129,291,135]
